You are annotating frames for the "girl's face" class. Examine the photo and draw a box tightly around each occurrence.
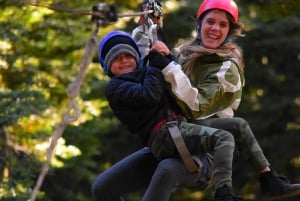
[110,53,137,76]
[200,10,230,49]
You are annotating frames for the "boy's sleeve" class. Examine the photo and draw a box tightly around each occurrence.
[106,68,166,108]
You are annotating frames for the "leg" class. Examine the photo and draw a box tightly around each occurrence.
[151,120,240,200]
[91,147,158,201]
[141,156,213,201]
[141,158,190,201]
[193,117,270,172]
[194,117,300,200]
[178,122,245,200]
[179,121,235,190]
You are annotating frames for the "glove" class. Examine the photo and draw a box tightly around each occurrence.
[148,50,171,70]
[166,53,178,63]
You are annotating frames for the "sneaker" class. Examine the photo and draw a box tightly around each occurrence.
[214,185,243,201]
[259,170,300,201]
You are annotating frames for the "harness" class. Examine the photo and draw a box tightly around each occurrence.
[141,1,202,174]
[166,109,201,174]
[166,110,215,187]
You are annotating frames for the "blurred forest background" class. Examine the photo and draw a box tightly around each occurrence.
[0,0,299,200]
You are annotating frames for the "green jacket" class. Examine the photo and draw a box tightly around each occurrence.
[161,53,244,119]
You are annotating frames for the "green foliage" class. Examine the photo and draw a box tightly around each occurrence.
[239,0,300,21]
[0,0,299,201]
[237,15,300,134]
[0,90,47,125]
[0,145,42,201]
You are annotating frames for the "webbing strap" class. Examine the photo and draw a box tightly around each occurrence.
[166,121,199,174]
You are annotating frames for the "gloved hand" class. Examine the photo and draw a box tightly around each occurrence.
[148,50,171,70]
[166,53,178,63]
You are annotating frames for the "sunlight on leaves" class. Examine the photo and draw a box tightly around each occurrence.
[27,8,54,24]
[34,137,81,167]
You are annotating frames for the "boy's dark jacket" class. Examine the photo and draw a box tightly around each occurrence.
[105,65,182,144]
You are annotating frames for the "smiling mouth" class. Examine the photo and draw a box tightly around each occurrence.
[207,34,219,40]
[120,66,131,71]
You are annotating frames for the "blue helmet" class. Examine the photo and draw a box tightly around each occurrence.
[98,30,142,77]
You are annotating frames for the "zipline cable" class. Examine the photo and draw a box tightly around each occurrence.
[8,0,154,20]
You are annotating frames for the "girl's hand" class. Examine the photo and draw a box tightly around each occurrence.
[151,41,170,56]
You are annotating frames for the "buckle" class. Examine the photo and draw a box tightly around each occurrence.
[166,120,178,127]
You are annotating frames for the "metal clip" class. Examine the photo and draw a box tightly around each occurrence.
[166,120,178,127]
[91,3,118,26]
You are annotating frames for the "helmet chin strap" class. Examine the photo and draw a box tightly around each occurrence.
[196,19,202,40]
[223,34,231,43]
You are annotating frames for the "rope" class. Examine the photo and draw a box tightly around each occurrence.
[5,1,153,200]
[28,24,99,201]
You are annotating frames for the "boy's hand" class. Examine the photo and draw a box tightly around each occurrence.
[151,41,170,56]
[148,50,170,70]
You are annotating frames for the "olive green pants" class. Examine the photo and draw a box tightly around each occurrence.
[192,117,270,172]
[151,118,235,189]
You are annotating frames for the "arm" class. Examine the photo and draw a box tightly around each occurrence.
[106,67,165,108]
[132,25,161,59]
[132,25,151,59]
[161,60,243,119]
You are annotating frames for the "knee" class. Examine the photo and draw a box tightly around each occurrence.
[232,117,250,136]
[155,159,183,178]
[232,117,248,128]
[223,131,234,142]
[91,180,100,200]
[217,130,235,147]
[91,175,106,201]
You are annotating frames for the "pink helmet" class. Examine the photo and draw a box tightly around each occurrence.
[197,0,239,22]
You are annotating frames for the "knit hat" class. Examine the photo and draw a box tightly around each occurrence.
[99,30,141,76]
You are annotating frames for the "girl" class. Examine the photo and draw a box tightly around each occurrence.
[151,0,300,200]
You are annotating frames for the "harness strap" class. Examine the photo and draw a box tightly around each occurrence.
[166,120,199,173]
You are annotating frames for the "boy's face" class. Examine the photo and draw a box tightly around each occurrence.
[110,53,137,76]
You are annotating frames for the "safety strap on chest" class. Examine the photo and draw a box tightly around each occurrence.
[166,109,200,174]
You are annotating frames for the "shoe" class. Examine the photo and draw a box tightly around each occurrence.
[214,185,243,201]
[259,170,300,201]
